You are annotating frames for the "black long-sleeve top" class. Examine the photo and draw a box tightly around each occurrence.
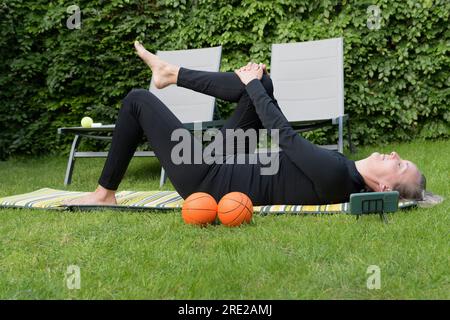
[199,79,366,206]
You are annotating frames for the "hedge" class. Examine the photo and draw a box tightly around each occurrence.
[1,0,449,160]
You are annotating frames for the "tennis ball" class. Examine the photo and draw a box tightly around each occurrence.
[182,192,218,226]
[217,192,253,227]
[81,116,93,128]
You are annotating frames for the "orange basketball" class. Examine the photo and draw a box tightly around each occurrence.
[217,192,253,227]
[182,192,218,225]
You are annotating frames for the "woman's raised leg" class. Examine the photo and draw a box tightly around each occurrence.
[133,41,279,155]
[134,40,273,103]
[177,68,246,102]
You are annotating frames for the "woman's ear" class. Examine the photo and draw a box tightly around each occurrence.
[379,183,391,192]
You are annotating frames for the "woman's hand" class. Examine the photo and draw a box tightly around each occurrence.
[234,62,265,85]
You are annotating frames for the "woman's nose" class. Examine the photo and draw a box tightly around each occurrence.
[390,151,399,160]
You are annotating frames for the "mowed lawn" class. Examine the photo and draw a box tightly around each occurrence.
[0,139,448,299]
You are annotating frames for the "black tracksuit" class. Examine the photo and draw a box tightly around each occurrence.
[98,68,365,205]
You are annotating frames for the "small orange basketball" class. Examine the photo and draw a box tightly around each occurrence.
[182,192,218,225]
[217,192,253,227]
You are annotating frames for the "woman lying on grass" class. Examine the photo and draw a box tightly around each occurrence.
[64,41,436,207]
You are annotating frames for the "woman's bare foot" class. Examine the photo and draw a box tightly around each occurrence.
[62,185,117,206]
[134,41,180,89]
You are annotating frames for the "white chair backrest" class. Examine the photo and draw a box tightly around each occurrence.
[270,38,344,121]
[149,46,222,123]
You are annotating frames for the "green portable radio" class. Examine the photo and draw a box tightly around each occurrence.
[349,191,399,222]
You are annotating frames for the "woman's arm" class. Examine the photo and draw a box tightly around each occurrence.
[244,78,342,185]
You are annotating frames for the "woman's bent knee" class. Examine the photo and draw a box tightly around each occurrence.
[121,89,160,115]
[124,88,153,104]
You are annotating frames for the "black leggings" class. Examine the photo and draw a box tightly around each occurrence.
[98,68,276,198]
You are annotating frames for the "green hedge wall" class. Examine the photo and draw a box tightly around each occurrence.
[1,0,449,160]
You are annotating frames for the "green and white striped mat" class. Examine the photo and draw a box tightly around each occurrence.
[0,188,417,215]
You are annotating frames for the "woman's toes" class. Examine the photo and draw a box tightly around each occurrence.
[134,40,147,57]
[134,41,157,66]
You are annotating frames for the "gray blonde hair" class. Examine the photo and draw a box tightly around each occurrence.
[394,173,444,207]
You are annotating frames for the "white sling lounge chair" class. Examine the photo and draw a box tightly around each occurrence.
[270,37,353,154]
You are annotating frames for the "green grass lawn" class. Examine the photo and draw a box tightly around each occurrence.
[0,139,449,299]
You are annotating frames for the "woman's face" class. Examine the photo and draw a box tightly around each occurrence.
[367,151,420,190]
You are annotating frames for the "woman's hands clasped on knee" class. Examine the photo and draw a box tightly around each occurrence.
[234,62,266,85]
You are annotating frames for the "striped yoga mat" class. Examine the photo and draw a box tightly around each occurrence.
[0,188,417,215]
